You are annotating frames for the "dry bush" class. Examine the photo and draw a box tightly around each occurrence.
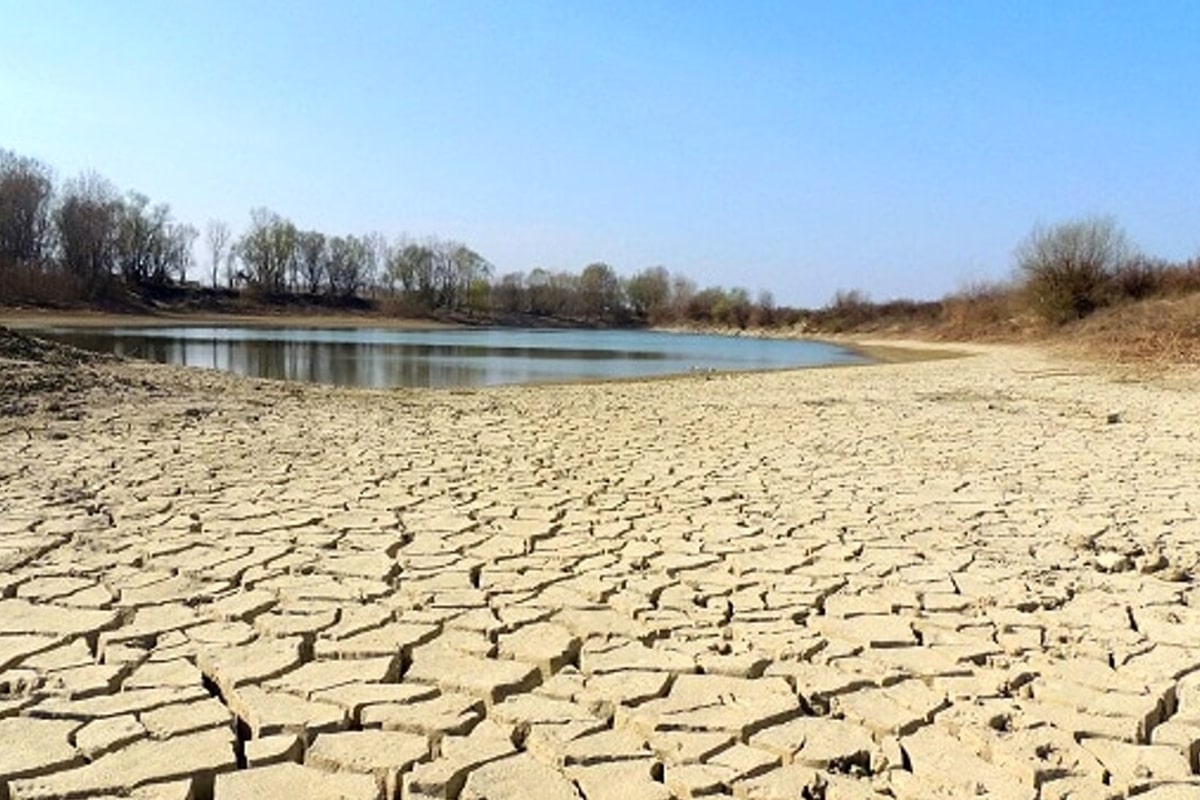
[806,290,942,334]
[1106,257,1200,304]
[817,289,874,332]
[1109,257,1164,301]
[1158,259,1200,297]
[1066,293,1200,365]
[378,294,428,318]
[1016,216,1133,324]
[939,280,1022,338]
[0,264,89,307]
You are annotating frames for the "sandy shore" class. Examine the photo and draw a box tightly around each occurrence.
[2,338,1200,799]
[0,309,458,331]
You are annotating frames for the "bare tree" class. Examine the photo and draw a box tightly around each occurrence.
[223,241,241,288]
[578,262,624,321]
[326,235,368,298]
[238,207,296,293]
[387,239,436,309]
[205,220,231,288]
[296,230,327,294]
[362,231,389,297]
[114,192,167,284]
[626,265,672,322]
[56,172,121,293]
[158,222,197,284]
[1017,215,1134,322]
[671,274,697,321]
[492,271,526,313]
[0,149,55,267]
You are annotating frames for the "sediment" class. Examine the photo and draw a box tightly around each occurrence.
[2,334,1199,799]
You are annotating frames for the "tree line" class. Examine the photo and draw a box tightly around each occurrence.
[0,146,791,326]
[0,150,196,298]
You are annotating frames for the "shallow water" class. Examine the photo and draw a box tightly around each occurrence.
[33,326,867,388]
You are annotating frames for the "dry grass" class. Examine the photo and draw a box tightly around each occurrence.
[0,264,90,307]
[812,259,1200,366]
[1059,294,1200,366]
[936,281,1027,341]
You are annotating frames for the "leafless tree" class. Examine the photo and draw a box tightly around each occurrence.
[238,207,296,293]
[1017,215,1134,322]
[626,265,672,322]
[296,230,327,294]
[55,172,121,293]
[205,220,231,288]
[0,149,55,267]
[578,262,624,321]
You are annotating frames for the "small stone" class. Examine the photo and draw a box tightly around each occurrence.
[1095,552,1134,574]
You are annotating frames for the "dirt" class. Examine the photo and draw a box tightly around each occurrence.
[0,326,124,419]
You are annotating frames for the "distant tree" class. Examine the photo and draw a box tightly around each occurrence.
[723,287,752,328]
[326,234,370,298]
[389,240,436,309]
[492,271,526,313]
[114,192,171,284]
[752,289,776,327]
[578,262,624,321]
[626,266,672,322]
[295,230,328,294]
[0,149,55,267]
[224,241,242,288]
[671,275,697,321]
[526,268,554,315]
[466,274,491,316]
[1016,215,1134,323]
[450,244,492,312]
[56,172,121,293]
[361,231,389,296]
[205,220,231,288]
[551,270,580,316]
[159,222,197,284]
[430,241,461,307]
[238,208,296,293]
[687,286,726,323]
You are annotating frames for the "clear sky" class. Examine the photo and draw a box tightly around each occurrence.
[2,1,1197,306]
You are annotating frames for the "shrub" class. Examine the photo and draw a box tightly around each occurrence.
[1159,258,1200,297]
[1016,216,1134,324]
[1110,257,1164,301]
[0,263,89,306]
[941,280,1018,336]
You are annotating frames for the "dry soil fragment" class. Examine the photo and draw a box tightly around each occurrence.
[459,753,581,800]
[214,762,382,800]
[9,726,236,800]
[306,729,429,799]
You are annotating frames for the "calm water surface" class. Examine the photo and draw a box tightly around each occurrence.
[35,326,867,388]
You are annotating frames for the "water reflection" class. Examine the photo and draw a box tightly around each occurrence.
[35,327,867,388]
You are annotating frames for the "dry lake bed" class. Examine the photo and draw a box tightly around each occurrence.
[2,328,1200,799]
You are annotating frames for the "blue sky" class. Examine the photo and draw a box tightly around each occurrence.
[2,1,1197,306]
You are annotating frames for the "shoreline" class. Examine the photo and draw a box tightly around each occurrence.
[2,308,973,379]
[0,307,459,331]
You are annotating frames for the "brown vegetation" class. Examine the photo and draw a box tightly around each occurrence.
[811,219,1200,366]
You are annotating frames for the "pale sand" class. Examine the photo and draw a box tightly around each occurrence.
[2,341,1200,799]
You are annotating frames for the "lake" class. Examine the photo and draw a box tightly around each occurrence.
[33,326,868,388]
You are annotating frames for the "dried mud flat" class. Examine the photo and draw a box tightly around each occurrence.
[2,327,1200,800]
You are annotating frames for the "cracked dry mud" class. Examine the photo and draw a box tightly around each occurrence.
[2,338,1200,799]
